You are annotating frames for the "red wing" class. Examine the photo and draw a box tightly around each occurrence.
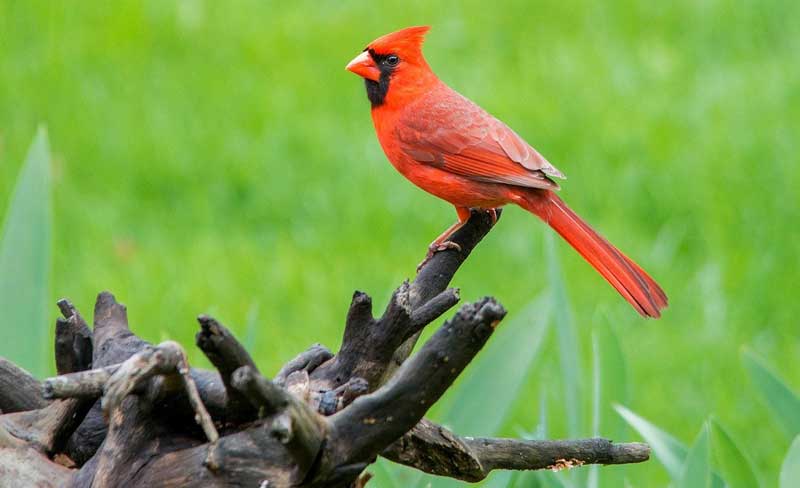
[396,85,565,190]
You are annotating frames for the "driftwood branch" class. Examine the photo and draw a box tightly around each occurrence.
[195,314,258,419]
[323,297,505,469]
[275,344,334,387]
[63,291,148,466]
[310,209,499,396]
[0,359,47,413]
[55,298,93,375]
[101,341,219,443]
[231,365,326,475]
[383,418,650,481]
[0,211,651,486]
[42,366,117,400]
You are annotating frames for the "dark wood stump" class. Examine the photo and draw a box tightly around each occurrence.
[0,211,649,487]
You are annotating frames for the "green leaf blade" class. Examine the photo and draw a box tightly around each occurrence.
[710,418,761,488]
[367,458,400,488]
[591,325,629,488]
[614,404,687,479]
[678,422,711,488]
[780,435,800,488]
[742,349,800,439]
[546,234,583,439]
[421,295,551,488]
[442,294,551,437]
[0,127,52,378]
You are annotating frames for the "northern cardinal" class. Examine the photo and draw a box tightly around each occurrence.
[346,26,667,318]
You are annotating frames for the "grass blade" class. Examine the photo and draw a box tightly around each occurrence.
[242,301,260,351]
[587,334,600,488]
[710,418,761,488]
[742,348,800,439]
[780,435,800,488]
[532,385,548,440]
[595,324,629,437]
[530,473,568,488]
[614,405,726,488]
[442,294,551,436]
[546,234,583,438]
[678,422,711,488]
[593,323,629,487]
[367,458,400,488]
[483,470,514,488]
[513,391,569,488]
[614,404,686,480]
[422,295,551,488]
[546,235,584,488]
[0,127,52,378]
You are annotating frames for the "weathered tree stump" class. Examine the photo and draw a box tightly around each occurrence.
[0,211,650,487]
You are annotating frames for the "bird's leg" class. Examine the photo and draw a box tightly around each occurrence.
[417,207,472,272]
[486,207,499,225]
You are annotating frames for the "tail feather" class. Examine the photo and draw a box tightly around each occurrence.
[518,190,668,318]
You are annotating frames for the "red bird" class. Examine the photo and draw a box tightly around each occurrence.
[346,26,667,318]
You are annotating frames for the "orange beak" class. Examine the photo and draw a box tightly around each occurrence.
[346,51,381,82]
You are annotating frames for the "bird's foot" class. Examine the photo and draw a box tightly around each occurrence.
[417,241,462,272]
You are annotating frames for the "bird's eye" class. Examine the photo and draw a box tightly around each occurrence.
[385,55,400,66]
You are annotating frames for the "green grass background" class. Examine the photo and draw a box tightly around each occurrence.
[0,0,798,485]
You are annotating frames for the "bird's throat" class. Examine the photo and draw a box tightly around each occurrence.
[365,72,391,107]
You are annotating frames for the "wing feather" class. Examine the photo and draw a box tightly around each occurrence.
[396,86,565,190]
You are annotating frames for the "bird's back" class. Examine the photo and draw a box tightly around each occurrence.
[391,83,565,187]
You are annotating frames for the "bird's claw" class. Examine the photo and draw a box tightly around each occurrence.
[434,241,462,253]
[417,241,462,272]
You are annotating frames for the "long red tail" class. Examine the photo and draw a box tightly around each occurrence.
[517,190,668,318]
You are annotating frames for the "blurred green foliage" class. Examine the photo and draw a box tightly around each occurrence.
[0,127,51,378]
[619,349,800,488]
[0,0,798,485]
[781,436,800,488]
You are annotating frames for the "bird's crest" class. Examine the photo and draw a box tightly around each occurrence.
[367,26,430,59]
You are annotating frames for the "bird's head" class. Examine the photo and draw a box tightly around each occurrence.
[346,26,438,108]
